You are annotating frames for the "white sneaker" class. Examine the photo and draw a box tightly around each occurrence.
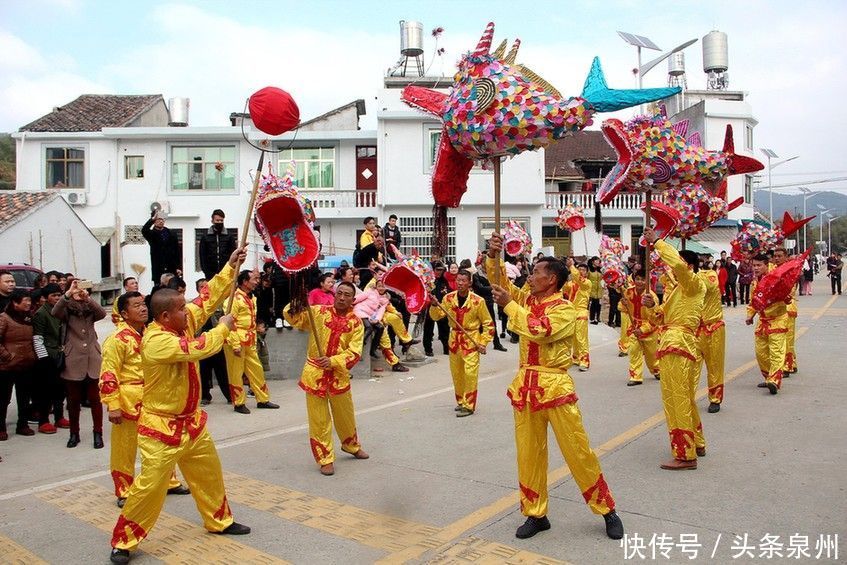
[275,318,283,329]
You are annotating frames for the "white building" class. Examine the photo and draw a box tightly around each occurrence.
[0,191,101,281]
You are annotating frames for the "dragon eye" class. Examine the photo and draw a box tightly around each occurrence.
[473,78,496,111]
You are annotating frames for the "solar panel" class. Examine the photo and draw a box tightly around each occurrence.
[760,148,779,159]
[617,31,661,51]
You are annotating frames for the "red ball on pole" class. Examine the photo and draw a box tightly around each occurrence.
[248,87,300,136]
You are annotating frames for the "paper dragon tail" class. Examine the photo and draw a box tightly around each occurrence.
[432,204,449,259]
[581,57,681,113]
[722,125,765,175]
[781,211,815,237]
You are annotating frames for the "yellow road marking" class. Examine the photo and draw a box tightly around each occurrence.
[37,482,286,564]
[381,296,838,563]
[427,536,571,564]
[0,533,48,565]
[812,295,839,320]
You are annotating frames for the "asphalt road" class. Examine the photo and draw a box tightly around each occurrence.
[0,293,844,564]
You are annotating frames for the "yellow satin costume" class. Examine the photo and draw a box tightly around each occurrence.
[284,304,365,466]
[564,267,591,369]
[111,264,237,552]
[376,303,412,367]
[696,270,726,405]
[748,278,788,389]
[619,287,659,383]
[224,288,270,406]
[487,257,615,519]
[651,240,707,462]
[430,291,494,412]
[99,321,181,500]
[783,285,798,373]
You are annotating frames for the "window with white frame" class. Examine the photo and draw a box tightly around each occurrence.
[171,146,236,191]
[745,124,753,150]
[744,175,753,203]
[125,156,144,179]
[478,218,530,255]
[45,147,85,188]
[277,147,335,189]
[399,215,456,261]
[427,127,442,168]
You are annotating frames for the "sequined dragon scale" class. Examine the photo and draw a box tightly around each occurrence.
[729,212,815,261]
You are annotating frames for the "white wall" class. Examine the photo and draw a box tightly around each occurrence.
[1,197,101,281]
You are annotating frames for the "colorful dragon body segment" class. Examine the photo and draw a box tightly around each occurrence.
[598,114,764,205]
[730,211,815,261]
[401,21,681,252]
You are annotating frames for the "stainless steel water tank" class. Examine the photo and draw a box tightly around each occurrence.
[702,31,728,72]
[400,20,424,56]
[168,97,189,127]
[668,52,685,76]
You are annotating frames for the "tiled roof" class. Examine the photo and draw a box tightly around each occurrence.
[0,191,57,233]
[19,95,164,132]
[545,130,616,179]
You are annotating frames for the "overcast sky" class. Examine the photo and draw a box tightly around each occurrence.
[2,0,845,194]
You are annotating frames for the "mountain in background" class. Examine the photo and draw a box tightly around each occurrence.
[0,133,14,190]
[754,189,847,221]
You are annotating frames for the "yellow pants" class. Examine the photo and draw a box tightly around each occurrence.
[449,351,480,411]
[306,391,362,466]
[618,313,630,354]
[627,334,658,383]
[698,326,726,404]
[111,429,233,551]
[110,419,180,499]
[383,311,412,343]
[657,351,705,462]
[224,345,270,406]
[755,331,786,389]
[514,403,614,518]
[572,318,590,368]
[783,315,797,373]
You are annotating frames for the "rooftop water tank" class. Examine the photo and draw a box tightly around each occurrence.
[668,51,686,76]
[400,20,424,57]
[168,97,189,127]
[702,31,728,73]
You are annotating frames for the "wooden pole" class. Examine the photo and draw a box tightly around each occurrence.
[431,297,481,349]
[226,151,265,314]
[69,230,78,274]
[305,306,325,357]
[582,228,589,258]
[644,190,652,276]
[493,156,502,286]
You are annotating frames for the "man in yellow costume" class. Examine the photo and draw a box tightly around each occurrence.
[747,253,788,395]
[100,291,190,508]
[620,271,659,386]
[430,269,493,417]
[487,234,623,541]
[773,249,798,377]
[284,281,370,477]
[109,247,250,565]
[696,261,726,413]
[563,259,591,371]
[642,228,706,471]
[225,269,279,413]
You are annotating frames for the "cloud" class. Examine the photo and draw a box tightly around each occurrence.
[0,31,47,73]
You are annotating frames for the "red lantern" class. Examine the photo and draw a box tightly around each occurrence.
[248,87,300,136]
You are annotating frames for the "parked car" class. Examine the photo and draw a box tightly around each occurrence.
[3,264,44,292]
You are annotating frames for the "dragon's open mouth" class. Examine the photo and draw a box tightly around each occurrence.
[255,194,319,272]
[597,119,632,205]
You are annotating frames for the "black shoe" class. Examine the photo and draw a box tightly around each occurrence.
[213,522,251,535]
[516,515,551,539]
[500,332,506,338]
[766,382,778,395]
[510,335,519,344]
[392,363,410,372]
[782,371,790,379]
[456,407,474,418]
[110,548,130,564]
[256,401,279,409]
[93,431,104,449]
[116,497,126,508]
[167,485,191,495]
[234,404,251,414]
[442,345,450,355]
[707,402,721,413]
[603,510,624,540]
[201,398,211,406]
[370,351,380,359]
[401,339,420,353]
[626,380,642,387]
[757,382,768,388]
[67,433,80,448]
[454,406,464,412]
[424,350,434,357]
[493,344,508,352]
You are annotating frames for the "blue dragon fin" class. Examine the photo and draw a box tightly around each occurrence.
[581,57,681,113]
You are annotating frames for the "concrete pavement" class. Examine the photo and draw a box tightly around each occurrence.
[0,293,844,563]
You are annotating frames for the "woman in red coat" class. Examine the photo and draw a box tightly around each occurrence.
[716,260,729,305]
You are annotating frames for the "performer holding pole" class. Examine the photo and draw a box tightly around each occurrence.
[487,232,623,541]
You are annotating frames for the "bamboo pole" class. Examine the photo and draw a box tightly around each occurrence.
[431,297,482,349]
[225,151,265,314]
[305,305,325,357]
[644,190,652,276]
[492,156,502,286]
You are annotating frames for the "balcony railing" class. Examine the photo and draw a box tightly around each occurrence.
[545,191,663,211]
[304,189,377,209]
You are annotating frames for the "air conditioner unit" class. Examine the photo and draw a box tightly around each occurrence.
[65,191,87,206]
[149,200,171,218]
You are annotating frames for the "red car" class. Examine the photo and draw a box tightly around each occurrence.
[3,264,44,292]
